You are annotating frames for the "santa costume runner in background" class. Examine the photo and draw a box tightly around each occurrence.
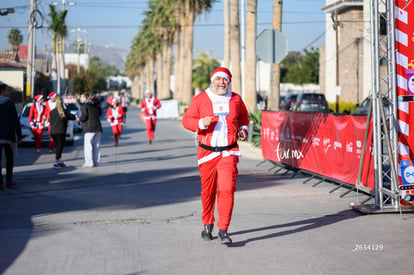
[106,98,125,145]
[29,94,46,152]
[44,92,57,152]
[182,67,249,245]
[140,90,161,144]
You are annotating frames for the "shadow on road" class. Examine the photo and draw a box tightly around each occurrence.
[229,209,359,247]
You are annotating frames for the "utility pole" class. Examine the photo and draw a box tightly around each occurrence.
[269,0,282,111]
[26,0,37,101]
[71,27,87,74]
[334,10,340,113]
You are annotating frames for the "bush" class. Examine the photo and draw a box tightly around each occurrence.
[328,101,357,114]
[248,110,262,148]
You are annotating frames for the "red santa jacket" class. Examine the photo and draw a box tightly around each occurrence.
[29,102,46,130]
[43,100,56,128]
[106,105,125,126]
[182,89,249,165]
[140,96,161,119]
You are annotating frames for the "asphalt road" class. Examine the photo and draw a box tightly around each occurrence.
[0,105,413,275]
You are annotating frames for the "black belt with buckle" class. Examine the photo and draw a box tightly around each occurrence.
[198,142,237,152]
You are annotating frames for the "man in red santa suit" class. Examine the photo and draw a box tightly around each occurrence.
[29,94,46,152]
[140,90,161,144]
[44,92,57,152]
[182,67,249,245]
[106,97,125,146]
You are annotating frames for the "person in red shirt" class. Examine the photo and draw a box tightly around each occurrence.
[29,94,46,152]
[182,67,249,245]
[106,98,125,146]
[140,90,161,144]
[44,92,57,153]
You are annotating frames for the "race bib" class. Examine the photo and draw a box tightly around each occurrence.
[212,98,230,116]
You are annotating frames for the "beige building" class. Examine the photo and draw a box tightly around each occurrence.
[0,50,50,109]
[321,0,371,105]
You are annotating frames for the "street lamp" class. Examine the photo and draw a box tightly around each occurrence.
[0,8,15,16]
[51,1,76,9]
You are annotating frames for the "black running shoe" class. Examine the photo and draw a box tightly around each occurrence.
[218,229,232,245]
[201,224,214,241]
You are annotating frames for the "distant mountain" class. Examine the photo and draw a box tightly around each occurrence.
[88,44,129,73]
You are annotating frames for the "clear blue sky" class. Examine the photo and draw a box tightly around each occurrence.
[0,0,326,59]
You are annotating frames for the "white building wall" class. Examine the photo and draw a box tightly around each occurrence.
[363,0,372,100]
[324,0,338,103]
[0,70,25,91]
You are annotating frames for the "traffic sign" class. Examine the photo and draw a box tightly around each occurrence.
[256,29,288,64]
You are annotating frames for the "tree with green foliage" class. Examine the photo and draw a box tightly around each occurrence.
[280,51,302,80]
[192,51,220,93]
[67,64,92,95]
[7,28,23,52]
[88,56,119,92]
[282,48,319,84]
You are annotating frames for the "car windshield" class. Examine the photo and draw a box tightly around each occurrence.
[65,103,79,111]
[301,94,326,102]
[22,106,31,117]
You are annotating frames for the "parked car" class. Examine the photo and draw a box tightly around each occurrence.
[63,96,82,132]
[19,103,74,146]
[353,95,391,116]
[291,92,329,113]
[280,93,298,111]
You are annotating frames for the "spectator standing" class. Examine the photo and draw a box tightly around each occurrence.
[140,90,161,144]
[106,98,125,146]
[119,90,130,121]
[44,91,57,153]
[0,84,22,189]
[80,93,102,168]
[182,67,249,245]
[29,94,46,152]
[49,96,76,168]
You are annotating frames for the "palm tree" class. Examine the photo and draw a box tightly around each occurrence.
[223,0,230,68]
[126,0,176,100]
[192,51,220,92]
[147,0,177,99]
[245,0,257,112]
[7,28,23,52]
[230,0,241,95]
[48,4,68,95]
[176,0,215,105]
[126,0,215,104]
[271,0,283,110]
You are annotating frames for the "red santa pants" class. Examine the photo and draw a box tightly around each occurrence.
[198,154,238,231]
[32,128,44,150]
[145,118,156,141]
[111,125,123,144]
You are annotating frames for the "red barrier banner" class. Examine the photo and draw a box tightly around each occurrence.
[261,111,375,190]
